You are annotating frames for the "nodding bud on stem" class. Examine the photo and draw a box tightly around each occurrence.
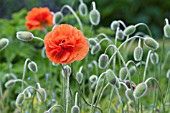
[89,2,100,25]
[91,43,101,55]
[53,12,63,25]
[125,89,134,102]
[79,1,88,16]
[98,54,109,69]
[62,65,71,77]
[166,69,170,79]
[164,18,170,38]
[89,75,98,83]
[133,82,148,99]
[110,21,119,30]
[106,69,118,86]
[143,37,159,50]
[134,47,143,61]
[28,61,38,73]
[36,88,47,102]
[5,79,15,88]
[16,93,25,106]
[116,28,124,40]
[71,106,80,113]
[16,31,34,41]
[150,52,159,64]
[88,64,93,72]
[124,25,136,36]
[129,66,136,77]
[88,38,97,47]
[0,38,9,51]
[119,67,128,80]
[76,72,83,84]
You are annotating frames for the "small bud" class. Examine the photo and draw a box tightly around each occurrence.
[89,75,98,83]
[62,65,71,77]
[125,89,134,102]
[36,88,47,102]
[91,43,101,55]
[144,37,159,50]
[133,82,148,99]
[125,80,136,90]
[89,2,100,25]
[129,66,136,77]
[79,2,88,16]
[16,31,34,41]
[116,28,124,40]
[28,61,38,73]
[166,69,170,79]
[119,67,128,80]
[71,106,80,113]
[88,64,93,72]
[124,25,136,36]
[134,47,143,61]
[150,52,159,64]
[110,21,119,30]
[106,69,118,86]
[0,38,9,51]
[98,54,109,69]
[164,18,170,38]
[16,93,25,105]
[53,12,63,25]
[5,80,15,88]
[88,38,97,47]
[76,72,83,84]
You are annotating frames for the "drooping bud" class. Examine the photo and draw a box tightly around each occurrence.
[129,66,136,77]
[5,79,15,88]
[143,37,159,50]
[79,1,88,16]
[16,93,25,105]
[125,89,134,102]
[164,18,170,38]
[106,69,118,86]
[76,72,83,84]
[28,61,38,73]
[98,54,109,69]
[166,69,170,79]
[62,65,71,77]
[0,38,9,51]
[116,28,124,40]
[150,52,159,64]
[89,2,100,25]
[134,47,143,61]
[133,82,148,99]
[71,106,80,113]
[53,12,63,25]
[16,31,34,41]
[119,67,128,80]
[91,43,101,55]
[110,21,119,30]
[36,88,47,102]
[89,75,98,83]
[88,38,97,47]
[88,64,93,72]
[124,25,136,36]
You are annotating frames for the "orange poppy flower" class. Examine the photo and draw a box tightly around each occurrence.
[44,24,89,64]
[26,7,53,30]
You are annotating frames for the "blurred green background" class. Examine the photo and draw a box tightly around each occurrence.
[1,0,170,38]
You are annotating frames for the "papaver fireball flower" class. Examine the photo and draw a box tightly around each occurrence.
[26,7,53,30]
[44,24,89,64]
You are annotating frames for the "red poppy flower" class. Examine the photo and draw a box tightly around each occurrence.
[44,24,89,64]
[26,7,53,30]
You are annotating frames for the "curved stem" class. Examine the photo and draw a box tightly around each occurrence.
[92,1,96,10]
[47,105,65,113]
[61,5,83,32]
[33,37,44,42]
[22,58,30,91]
[108,87,114,113]
[118,20,126,28]
[135,23,152,37]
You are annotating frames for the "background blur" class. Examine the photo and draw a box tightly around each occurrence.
[0,0,170,38]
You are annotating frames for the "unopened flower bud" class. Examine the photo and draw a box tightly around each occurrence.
[16,93,25,105]
[133,82,148,99]
[79,2,88,16]
[71,106,80,113]
[76,72,83,84]
[116,28,124,40]
[53,12,63,25]
[91,43,101,55]
[5,79,15,88]
[166,69,170,79]
[150,52,159,64]
[106,69,118,86]
[124,25,136,36]
[129,66,136,77]
[88,38,97,47]
[134,47,143,61]
[36,88,47,102]
[110,21,119,30]
[62,65,71,77]
[88,64,93,72]
[164,18,170,38]
[28,61,38,73]
[125,89,134,102]
[16,31,34,41]
[0,38,9,51]
[89,75,98,83]
[89,2,100,25]
[98,54,109,69]
[119,67,128,80]
[144,37,159,50]
[125,80,136,90]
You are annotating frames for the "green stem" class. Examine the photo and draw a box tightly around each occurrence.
[108,87,114,113]
[135,23,153,37]
[22,58,30,91]
[0,82,4,113]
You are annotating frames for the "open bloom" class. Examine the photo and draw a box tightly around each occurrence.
[26,7,53,30]
[44,24,89,64]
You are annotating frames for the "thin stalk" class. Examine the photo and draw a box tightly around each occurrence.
[108,87,114,113]
[22,58,30,91]
[135,23,152,37]
[47,105,65,113]
[66,76,70,113]
[0,82,4,113]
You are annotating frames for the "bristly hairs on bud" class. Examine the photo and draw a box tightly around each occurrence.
[150,52,159,64]
[91,43,101,55]
[98,53,109,69]
[110,21,120,30]
[53,12,63,25]
[76,66,84,84]
[0,38,9,51]
[62,65,71,78]
[36,83,47,102]
[16,31,34,41]
[143,37,159,50]
[5,79,28,88]
[164,18,170,38]
[16,93,25,106]
[115,27,124,40]
[133,82,148,99]
[123,25,136,36]
[79,0,88,16]
[88,38,98,47]
[28,61,38,73]
[89,1,100,25]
